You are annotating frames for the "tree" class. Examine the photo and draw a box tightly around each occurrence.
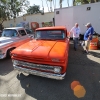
[0,0,29,30]
[0,0,9,30]
[46,0,50,12]
[8,0,30,18]
[27,5,41,14]
[47,0,64,10]
[59,0,63,8]
[67,0,69,7]
[47,0,53,12]
[73,0,89,6]
[73,0,100,6]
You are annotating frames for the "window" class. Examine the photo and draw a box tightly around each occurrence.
[87,7,91,11]
[56,11,59,14]
[18,30,26,36]
[2,29,18,37]
[25,29,33,34]
[35,30,66,40]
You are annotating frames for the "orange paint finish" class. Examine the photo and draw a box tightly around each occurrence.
[49,42,67,58]
[36,26,67,31]
[12,40,42,56]
[31,41,57,58]
[89,37,99,50]
[11,26,69,79]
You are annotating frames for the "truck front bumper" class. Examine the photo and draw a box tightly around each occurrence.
[14,65,66,80]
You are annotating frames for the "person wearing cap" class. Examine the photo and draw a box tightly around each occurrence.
[83,23,94,53]
[70,23,81,51]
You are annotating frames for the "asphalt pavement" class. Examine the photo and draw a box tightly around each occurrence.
[0,41,100,100]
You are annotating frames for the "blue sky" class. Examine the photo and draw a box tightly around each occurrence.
[28,0,73,12]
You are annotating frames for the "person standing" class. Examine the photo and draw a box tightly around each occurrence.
[83,23,94,53]
[70,23,81,51]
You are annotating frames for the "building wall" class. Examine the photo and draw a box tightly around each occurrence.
[55,7,73,33]
[55,2,100,35]
[73,2,100,34]
[3,12,54,29]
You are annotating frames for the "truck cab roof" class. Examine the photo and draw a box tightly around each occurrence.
[36,26,67,31]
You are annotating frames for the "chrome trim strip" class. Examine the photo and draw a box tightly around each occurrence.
[13,60,62,73]
[14,65,66,80]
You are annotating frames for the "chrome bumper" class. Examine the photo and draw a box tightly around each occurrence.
[0,54,6,59]
[14,65,66,80]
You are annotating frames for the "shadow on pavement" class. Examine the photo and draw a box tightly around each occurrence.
[0,58,14,75]
[89,51,100,59]
[17,41,100,100]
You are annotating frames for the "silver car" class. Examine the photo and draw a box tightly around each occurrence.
[0,27,30,59]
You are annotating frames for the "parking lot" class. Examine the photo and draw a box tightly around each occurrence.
[0,41,100,100]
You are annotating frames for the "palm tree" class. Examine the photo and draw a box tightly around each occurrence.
[59,0,63,8]
[67,0,69,7]
[46,0,50,12]
[47,0,53,12]
[55,0,56,8]
[59,0,66,8]
[41,0,44,12]
[53,0,55,9]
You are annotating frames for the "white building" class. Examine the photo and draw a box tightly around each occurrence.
[3,12,54,29]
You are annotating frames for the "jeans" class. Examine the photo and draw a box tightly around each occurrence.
[73,37,79,49]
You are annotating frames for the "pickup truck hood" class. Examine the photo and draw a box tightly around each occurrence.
[0,37,14,47]
[12,40,67,58]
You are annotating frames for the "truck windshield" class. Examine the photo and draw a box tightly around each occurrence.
[35,30,66,40]
[2,29,18,37]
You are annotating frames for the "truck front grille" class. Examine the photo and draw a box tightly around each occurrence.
[13,60,61,73]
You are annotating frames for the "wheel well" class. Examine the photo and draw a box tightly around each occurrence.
[7,47,16,57]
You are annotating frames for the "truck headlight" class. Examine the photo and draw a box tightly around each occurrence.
[54,67,61,74]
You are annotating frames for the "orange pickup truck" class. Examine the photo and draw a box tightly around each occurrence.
[11,26,69,80]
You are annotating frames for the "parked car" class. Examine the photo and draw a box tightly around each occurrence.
[11,26,69,80]
[0,27,31,59]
